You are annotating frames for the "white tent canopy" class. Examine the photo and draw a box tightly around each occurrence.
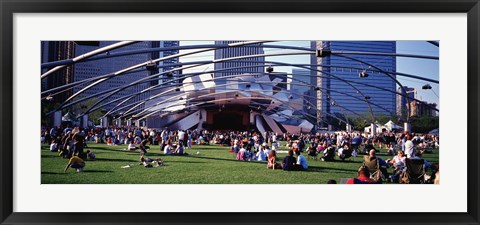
[364,120,404,133]
[364,123,384,133]
[384,120,403,131]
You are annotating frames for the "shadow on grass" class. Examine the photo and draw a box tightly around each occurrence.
[43,170,114,174]
[188,155,267,165]
[329,159,362,164]
[83,170,114,173]
[42,172,65,175]
[86,147,132,153]
[305,166,357,173]
[41,155,62,159]
[94,158,137,163]
[166,160,205,164]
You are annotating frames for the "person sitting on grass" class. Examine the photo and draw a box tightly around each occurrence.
[164,142,174,155]
[86,150,96,160]
[50,139,58,152]
[282,150,297,171]
[267,150,282,170]
[173,143,187,156]
[64,155,85,173]
[295,150,308,171]
[254,145,267,161]
[307,146,318,160]
[321,145,336,161]
[346,166,381,184]
[106,136,114,146]
[236,144,247,161]
[261,143,271,157]
[337,144,351,161]
[127,141,138,151]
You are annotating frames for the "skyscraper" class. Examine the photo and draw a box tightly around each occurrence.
[214,41,265,91]
[73,41,161,112]
[291,69,315,113]
[312,41,397,125]
[41,41,76,104]
[156,41,181,86]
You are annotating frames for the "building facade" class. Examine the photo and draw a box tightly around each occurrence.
[73,41,165,114]
[396,86,416,117]
[41,41,76,104]
[291,68,315,113]
[214,41,265,91]
[156,41,181,86]
[409,101,437,117]
[312,41,397,126]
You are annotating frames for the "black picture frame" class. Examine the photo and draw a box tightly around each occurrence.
[1,0,479,224]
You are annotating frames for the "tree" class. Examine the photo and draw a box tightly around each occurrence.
[410,115,439,134]
[69,97,105,126]
[41,100,61,127]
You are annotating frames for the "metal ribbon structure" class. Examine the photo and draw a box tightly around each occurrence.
[41,41,439,130]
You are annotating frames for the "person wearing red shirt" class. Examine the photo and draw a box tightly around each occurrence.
[346,166,381,184]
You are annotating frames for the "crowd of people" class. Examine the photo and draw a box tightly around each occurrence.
[42,124,439,184]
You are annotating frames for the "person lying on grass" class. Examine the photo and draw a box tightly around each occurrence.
[140,152,163,167]
[64,155,85,173]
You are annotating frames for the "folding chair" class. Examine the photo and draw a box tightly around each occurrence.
[400,158,425,184]
[363,156,383,182]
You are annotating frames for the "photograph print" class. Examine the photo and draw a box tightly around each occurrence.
[40,40,439,184]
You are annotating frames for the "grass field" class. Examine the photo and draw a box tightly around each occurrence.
[41,142,439,184]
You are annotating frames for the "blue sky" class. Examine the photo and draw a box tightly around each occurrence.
[396,41,439,107]
[179,41,439,107]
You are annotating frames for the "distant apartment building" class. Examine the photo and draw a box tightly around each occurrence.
[396,86,416,117]
[409,101,437,117]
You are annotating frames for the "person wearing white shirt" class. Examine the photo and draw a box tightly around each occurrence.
[255,149,267,161]
[178,130,186,143]
[50,141,58,152]
[164,143,174,155]
[390,150,406,168]
[261,144,271,157]
[404,134,415,158]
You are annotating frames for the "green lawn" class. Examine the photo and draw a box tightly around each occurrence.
[41,142,439,184]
